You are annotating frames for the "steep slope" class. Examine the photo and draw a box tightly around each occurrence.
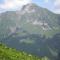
[0,3,60,60]
[19,3,60,37]
[0,43,42,60]
[0,3,60,38]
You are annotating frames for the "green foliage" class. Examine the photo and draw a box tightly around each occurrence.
[0,43,42,60]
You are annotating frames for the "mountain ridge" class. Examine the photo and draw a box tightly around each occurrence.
[0,3,60,38]
[0,3,60,59]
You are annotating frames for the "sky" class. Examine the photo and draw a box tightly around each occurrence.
[0,0,60,14]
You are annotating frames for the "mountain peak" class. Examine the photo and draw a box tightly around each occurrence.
[22,3,38,9]
[20,3,50,14]
[21,3,40,13]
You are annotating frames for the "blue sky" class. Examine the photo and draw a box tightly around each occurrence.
[33,0,51,9]
[0,0,60,14]
[0,0,3,3]
[33,0,56,12]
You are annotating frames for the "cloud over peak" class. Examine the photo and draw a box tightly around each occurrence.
[0,0,32,12]
[0,0,60,14]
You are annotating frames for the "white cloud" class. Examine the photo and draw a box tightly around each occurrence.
[43,0,60,14]
[53,0,60,13]
[0,0,32,12]
[0,0,60,14]
[54,0,60,6]
[53,9,60,14]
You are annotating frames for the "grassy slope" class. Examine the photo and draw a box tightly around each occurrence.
[0,43,43,60]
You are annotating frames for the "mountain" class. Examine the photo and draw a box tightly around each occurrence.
[0,3,60,38]
[0,3,60,59]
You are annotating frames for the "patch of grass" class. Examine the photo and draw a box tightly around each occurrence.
[0,43,42,60]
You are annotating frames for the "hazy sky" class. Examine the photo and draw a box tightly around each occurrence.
[0,0,60,14]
